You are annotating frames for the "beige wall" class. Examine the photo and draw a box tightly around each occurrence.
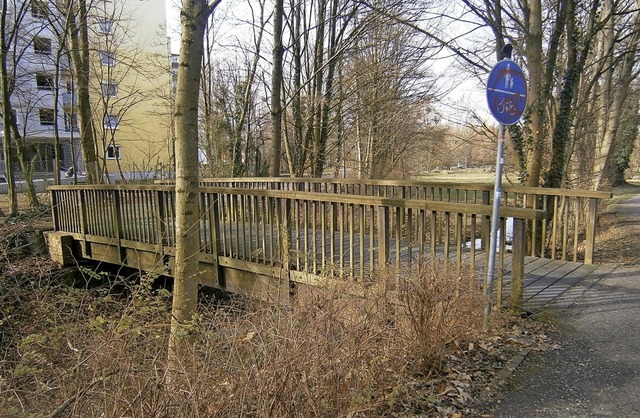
[90,0,172,179]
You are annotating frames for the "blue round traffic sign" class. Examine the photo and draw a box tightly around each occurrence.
[486,59,527,125]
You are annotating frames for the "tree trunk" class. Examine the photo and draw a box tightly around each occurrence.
[269,0,284,177]
[593,9,640,189]
[12,142,39,206]
[546,0,599,188]
[310,0,327,177]
[67,0,99,184]
[169,0,220,368]
[0,0,17,215]
[524,0,545,187]
[290,0,303,176]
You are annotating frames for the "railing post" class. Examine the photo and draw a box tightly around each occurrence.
[481,190,491,251]
[210,192,221,282]
[79,189,90,256]
[329,184,338,235]
[111,189,125,262]
[51,189,60,231]
[154,190,167,247]
[584,197,598,264]
[279,198,290,268]
[455,212,463,272]
[79,189,88,237]
[377,206,390,272]
[510,218,526,315]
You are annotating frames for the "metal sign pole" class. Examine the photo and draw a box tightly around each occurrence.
[484,44,527,323]
[484,123,505,320]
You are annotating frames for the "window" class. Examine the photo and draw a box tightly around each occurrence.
[39,108,55,125]
[33,36,52,54]
[106,145,121,160]
[62,92,76,110]
[101,82,117,97]
[103,114,119,129]
[97,18,113,34]
[10,108,20,128]
[31,1,48,18]
[99,50,115,66]
[64,112,78,132]
[36,72,54,90]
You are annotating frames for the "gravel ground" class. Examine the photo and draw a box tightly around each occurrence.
[487,192,640,417]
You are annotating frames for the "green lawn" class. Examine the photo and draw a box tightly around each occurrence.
[412,168,519,185]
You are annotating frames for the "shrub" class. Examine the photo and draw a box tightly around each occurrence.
[1,258,487,416]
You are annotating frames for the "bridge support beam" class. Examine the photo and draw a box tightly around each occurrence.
[45,231,76,266]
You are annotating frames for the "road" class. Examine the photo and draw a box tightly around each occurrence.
[490,193,640,417]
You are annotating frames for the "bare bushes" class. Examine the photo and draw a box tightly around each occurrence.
[400,261,486,373]
[1,259,487,416]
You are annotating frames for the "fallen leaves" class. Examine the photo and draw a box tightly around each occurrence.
[391,318,560,416]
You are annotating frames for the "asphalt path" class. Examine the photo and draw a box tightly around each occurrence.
[490,194,640,417]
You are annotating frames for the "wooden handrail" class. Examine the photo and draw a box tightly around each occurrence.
[49,184,541,309]
[63,178,612,263]
[158,177,612,199]
[155,178,612,264]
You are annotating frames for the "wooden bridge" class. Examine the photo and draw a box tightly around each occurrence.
[46,178,612,311]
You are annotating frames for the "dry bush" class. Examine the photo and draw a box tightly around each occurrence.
[1,257,488,417]
[399,260,486,374]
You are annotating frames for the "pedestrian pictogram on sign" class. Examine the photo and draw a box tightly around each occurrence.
[486,59,527,125]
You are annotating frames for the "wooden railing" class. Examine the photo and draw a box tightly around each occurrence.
[177,178,612,264]
[49,184,544,306]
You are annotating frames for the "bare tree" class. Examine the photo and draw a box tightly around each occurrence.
[591,0,640,188]
[343,6,439,178]
[0,0,25,215]
[269,0,284,176]
[169,0,221,367]
[1,0,46,210]
[66,0,100,183]
[199,0,268,177]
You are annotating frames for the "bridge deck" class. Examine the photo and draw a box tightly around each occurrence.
[517,257,615,311]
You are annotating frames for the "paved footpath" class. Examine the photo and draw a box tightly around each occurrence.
[491,194,640,417]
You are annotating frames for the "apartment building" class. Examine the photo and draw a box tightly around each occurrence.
[0,0,172,183]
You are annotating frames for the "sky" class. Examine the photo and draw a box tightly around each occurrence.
[164,0,498,126]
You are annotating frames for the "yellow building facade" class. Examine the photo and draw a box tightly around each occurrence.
[89,0,173,180]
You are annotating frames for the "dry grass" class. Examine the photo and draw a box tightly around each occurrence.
[593,179,640,265]
[0,250,497,417]
[0,193,50,214]
[412,167,528,186]
[0,187,559,416]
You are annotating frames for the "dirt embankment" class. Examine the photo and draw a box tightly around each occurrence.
[594,182,640,265]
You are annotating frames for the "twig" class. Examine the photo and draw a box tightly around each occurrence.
[47,375,107,418]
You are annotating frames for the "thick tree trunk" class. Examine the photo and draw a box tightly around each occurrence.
[0,0,17,215]
[270,0,284,177]
[593,5,639,189]
[13,144,39,207]
[546,0,599,188]
[169,0,219,367]
[524,0,545,187]
[67,0,99,184]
